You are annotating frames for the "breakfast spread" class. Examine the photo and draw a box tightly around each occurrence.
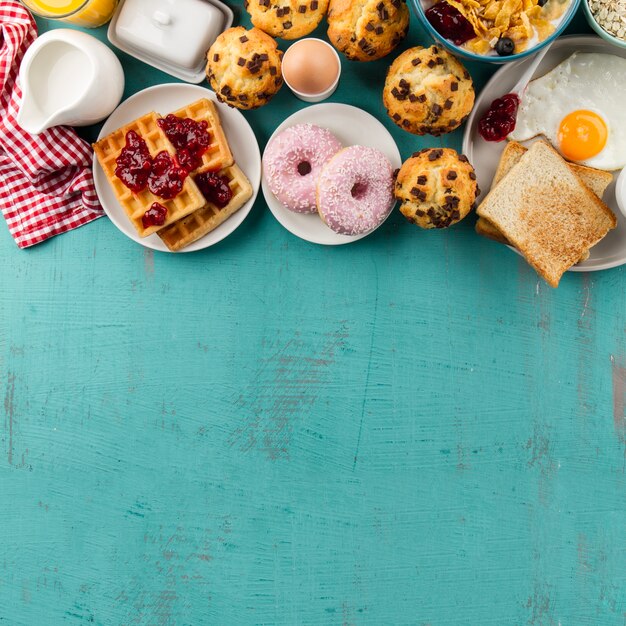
[327,0,410,61]
[395,148,479,228]
[6,0,626,284]
[263,124,343,213]
[206,27,284,110]
[507,52,626,171]
[423,0,571,56]
[476,141,616,287]
[246,0,330,39]
[282,38,341,101]
[93,98,252,249]
[383,45,475,135]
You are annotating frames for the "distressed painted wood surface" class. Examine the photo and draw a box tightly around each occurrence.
[1,6,626,625]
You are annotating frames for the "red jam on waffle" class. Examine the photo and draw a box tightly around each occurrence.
[116,131,187,199]
[115,130,152,192]
[147,151,187,199]
[157,114,211,174]
[116,117,211,201]
[195,171,232,208]
[142,202,168,229]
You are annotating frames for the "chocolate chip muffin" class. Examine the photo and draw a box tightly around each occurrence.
[327,0,409,62]
[395,148,479,229]
[245,0,329,40]
[206,27,283,110]
[383,46,474,135]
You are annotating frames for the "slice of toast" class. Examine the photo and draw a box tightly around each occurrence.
[476,140,616,287]
[476,141,613,245]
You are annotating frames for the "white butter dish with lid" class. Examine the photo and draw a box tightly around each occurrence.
[108,0,233,83]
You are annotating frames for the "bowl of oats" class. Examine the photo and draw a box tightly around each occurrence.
[410,0,580,62]
[583,0,626,49]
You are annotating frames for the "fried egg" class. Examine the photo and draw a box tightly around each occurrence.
[509,52,626,171]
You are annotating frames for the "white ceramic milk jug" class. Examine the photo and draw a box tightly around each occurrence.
[17,29,125,135]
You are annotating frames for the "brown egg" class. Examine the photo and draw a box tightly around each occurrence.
[282,39,340,95]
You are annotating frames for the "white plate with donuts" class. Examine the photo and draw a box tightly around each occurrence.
[262,103,402,245]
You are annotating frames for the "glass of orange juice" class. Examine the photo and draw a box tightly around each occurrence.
[20,0,119,27]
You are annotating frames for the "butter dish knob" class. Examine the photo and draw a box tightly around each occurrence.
[152,10,172,26]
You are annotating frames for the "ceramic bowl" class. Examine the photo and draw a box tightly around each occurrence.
[582,0,626,50]
[409,0,581,63]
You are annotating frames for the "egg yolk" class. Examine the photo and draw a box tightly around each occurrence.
[558,110,608,161]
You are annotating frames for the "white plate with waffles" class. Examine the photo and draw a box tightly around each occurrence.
[93,83,261,253]
[463,35,626,272]
[262,103,402,245]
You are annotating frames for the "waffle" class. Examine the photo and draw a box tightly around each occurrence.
[93,112,206,238]
[158,164,253,252]
[168,99,234,173]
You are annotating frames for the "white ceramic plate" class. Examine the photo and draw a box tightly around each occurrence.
[94,83,260,253]
[463,35,626,272]
[262,103,402,245]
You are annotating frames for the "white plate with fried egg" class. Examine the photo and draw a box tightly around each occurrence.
[463,35,626,272]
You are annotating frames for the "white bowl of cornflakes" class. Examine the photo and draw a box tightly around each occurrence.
[410,0,581,62]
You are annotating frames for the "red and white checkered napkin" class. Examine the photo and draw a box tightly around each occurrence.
[0,0,103,248]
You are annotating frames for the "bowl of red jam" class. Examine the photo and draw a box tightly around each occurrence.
[409,0,580,63]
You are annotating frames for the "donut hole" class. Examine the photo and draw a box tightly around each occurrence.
[351,181,368,200]
[297,161,312,176]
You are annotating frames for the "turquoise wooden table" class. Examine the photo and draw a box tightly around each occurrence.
[2,4,625,625]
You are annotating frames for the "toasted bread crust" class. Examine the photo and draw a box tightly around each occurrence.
[475,216,510,244]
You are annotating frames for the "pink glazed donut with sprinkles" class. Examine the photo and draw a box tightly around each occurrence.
[317,146,395,236]
[263,124,342,214]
